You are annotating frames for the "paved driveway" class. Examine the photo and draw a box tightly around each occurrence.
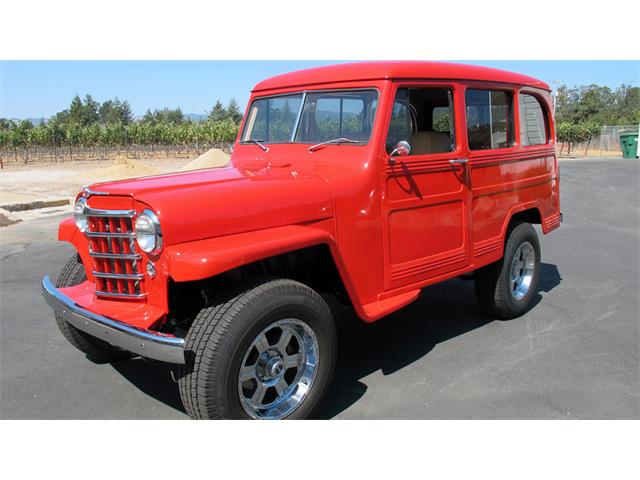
[1,158,638,419]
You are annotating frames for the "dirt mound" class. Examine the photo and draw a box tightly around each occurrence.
[64,156,162,187]
[97,155,161,178]
[180,148,230,171]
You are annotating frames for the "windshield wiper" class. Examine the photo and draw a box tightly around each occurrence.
[245,139,269,152]
[308,137,364,152]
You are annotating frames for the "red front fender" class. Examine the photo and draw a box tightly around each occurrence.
[166,224,337,282]
[164,223,365,318]
[58,217,78,243]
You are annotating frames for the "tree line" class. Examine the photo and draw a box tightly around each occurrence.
[0,95,242,155]
[554,83,639,153]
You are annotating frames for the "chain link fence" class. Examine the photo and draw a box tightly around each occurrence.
[561,124,639,156]
[595,125,638,155]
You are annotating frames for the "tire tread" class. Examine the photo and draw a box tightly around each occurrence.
[475,222,540,319]
[178,278,334,420]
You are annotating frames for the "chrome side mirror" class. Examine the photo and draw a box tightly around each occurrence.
[389,140,411,164]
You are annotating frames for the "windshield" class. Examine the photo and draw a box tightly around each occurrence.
[241,90,378,145]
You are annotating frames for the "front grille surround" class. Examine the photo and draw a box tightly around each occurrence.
[85,207,147,299]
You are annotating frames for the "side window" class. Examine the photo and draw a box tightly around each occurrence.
[519,93,548,146]
[465,89,514,150]
[386,87,455,155]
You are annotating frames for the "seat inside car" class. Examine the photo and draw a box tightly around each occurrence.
[410,130,452,154]
[405,87,454,155]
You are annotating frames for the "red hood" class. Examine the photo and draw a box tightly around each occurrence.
[88,163,333,246]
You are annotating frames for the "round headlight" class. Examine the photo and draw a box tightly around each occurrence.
[135,210,163,254]
[74,197,88,232]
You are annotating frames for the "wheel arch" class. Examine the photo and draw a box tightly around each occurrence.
[58,217,94,278]
[501,203,543,241]
[165,225,361,313]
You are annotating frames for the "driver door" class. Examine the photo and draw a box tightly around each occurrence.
[381,83,471,290]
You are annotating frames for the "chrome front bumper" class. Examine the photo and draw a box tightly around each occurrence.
[41,276,185,364]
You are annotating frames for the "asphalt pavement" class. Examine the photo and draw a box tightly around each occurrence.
[1,157,638,419]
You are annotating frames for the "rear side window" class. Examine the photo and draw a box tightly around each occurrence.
[518,93,548,146]
[465,89,514,150]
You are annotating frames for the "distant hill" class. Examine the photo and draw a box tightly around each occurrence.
[8,117,47,125]
[132,113,208,122]
[185,113,208,122]
[9,113,210,124]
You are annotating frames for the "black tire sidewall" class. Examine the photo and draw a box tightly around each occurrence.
[207,286,336,419]
[499,223,541,314]
[56,254,86,288]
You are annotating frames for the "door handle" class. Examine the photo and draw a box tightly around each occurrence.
[449,158,468,165]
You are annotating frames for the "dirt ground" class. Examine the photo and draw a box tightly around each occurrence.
[0,157,190,205]
[0,148,230,203]
[558,149,623,158]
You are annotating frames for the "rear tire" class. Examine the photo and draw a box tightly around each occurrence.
[55,254,132,363]
[178,278,337,420]
[475,222,541,319]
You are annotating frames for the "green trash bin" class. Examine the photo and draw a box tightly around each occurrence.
[620,132,638,159]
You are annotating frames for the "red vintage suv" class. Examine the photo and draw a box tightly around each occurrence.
[42,62,561,419]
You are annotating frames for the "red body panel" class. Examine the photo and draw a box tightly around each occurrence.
[58,62,560,328]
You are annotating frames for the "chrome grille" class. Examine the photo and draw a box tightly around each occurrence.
[85,206,147,299]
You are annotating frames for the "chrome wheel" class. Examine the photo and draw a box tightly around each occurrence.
[238,319,319,419]
[510,241,536,301]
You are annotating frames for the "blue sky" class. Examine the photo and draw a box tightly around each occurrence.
[1,61,638,119]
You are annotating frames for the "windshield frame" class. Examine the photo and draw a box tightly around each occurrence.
[240,88,380,146]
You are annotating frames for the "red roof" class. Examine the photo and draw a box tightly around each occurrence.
[253,61,550,92]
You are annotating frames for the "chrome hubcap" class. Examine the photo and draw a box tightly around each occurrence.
[238,319,319,419]
[263,356,284,378]
[510,241,535,301]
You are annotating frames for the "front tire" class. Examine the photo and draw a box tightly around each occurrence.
[55,254,132,363]
[474,222,541,319]
[178,278,337,420]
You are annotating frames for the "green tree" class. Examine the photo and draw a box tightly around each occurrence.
[208,100,227,122]
[556,83,640,125]
[99,98,133,125]
[142,107,185,125]
[119,100,134,125]
[54,94,99,126]
[226,98,243,123]
[0,118,16,130]
[82,95,100,125]
[556,122,601,155]
[67,95,84,123]
[614,84,640,124]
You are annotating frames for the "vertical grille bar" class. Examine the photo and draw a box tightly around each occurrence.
[119,217,133,294]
